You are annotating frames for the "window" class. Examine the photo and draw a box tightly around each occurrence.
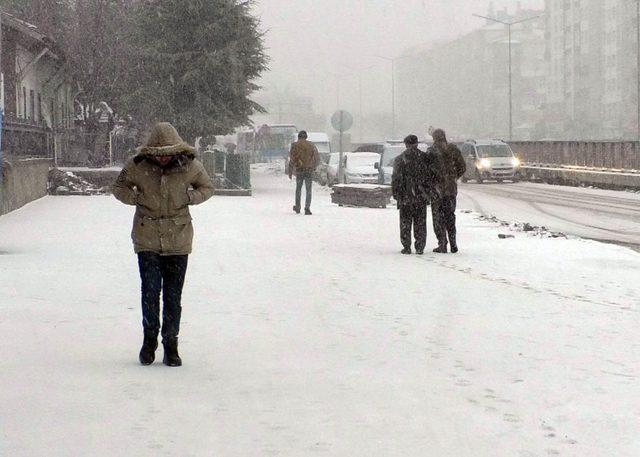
[37,93,42,123]
[50,99,56,127]
[22,87,27,118]
[29,90,35,121]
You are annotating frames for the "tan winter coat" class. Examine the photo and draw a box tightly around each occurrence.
[289,139,320,173]
[112,123,214,255]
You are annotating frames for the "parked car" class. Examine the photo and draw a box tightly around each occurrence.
[342,152,381,184]
[353,143,385,155]
[325,152,341,185]
[305,132,332,185]
[460,140,521,183]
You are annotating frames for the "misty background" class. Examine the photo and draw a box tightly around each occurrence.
[253,0,544,141]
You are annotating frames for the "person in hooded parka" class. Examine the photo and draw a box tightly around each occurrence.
[113,122,214,367]
[427,128,466,253]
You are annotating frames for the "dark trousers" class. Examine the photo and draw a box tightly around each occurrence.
[137,252,189,342]
[399,203,427,251]
[295,170,313,210]
[432,196,457,248]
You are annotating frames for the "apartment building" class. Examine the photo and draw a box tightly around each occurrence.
[395,6,546,140]
[545,0,638,139]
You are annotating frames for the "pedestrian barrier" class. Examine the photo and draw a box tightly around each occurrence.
[507,141,640,190]
[509,141,640,171]
[201,150,252,196]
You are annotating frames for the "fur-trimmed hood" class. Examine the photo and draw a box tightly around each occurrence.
[135,122,196,159]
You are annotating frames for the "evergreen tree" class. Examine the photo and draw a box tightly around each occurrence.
[127,0,268,142]
[65,0,135,118]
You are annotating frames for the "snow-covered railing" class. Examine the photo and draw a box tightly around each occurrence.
[508,141,640,171]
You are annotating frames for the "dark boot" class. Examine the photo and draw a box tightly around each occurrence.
[433,245,448,253]
[305,208,312,215]
[401,248,412,255]
[450,235,458,253]
[162,338,182,367]
[293,206,300,214]
[139,332,158,365]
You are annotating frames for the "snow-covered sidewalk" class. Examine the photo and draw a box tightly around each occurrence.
[1,164,639,456]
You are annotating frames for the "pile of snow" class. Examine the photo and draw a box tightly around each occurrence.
[251,160,286,175]
[476,214,567,239]
[48,169,108,196]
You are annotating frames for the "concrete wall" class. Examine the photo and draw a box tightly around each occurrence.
[1,158,52,215]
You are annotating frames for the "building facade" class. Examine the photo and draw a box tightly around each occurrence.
[0,12,74,158]
[545,0,638,140]
[396,6,546,141]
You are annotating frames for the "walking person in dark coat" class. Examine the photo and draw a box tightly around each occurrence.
[428,128,466,253]
[288,130,320,215]
[113,122,214,366]
[392,135,432,255]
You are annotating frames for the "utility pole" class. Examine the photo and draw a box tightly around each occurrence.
[473,13,543,141]
[340,64,374,142]
[375,56,399,139]
[637,0,639,142]
[392,58,396,139]
[358,74,363,142]
[0,7,4,208]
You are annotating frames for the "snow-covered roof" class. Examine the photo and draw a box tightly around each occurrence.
[1,12,64,61]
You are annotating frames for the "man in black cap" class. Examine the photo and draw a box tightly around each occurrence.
[391,135,432,255]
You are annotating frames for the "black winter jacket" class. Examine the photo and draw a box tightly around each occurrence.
[428,142,466,197]
[392,146,435,206]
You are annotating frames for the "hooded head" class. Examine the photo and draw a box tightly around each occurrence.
[298,130,308,140]
[404,134,419,147]
[431,128,447,144]
[136,122,196,159]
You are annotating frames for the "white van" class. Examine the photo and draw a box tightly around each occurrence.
[307,132,332,160]
[460,140,521,183]
[306,132,332,185]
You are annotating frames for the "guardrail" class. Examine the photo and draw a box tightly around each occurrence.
[509,141,640,172]
[519,164,640,190]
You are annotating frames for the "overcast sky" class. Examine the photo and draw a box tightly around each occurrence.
[253,0,544,117]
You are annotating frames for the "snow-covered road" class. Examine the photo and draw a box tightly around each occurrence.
[1,165,639,456]
[459,182,640,249]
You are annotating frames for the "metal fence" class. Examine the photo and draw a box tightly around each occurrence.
[1,118,54,160]
[509,141,640,171]
[201,150,251,190]
[1,121,139,167]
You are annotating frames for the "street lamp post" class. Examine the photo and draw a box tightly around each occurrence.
[636,0,639,142]
[376,55,397,139]
[340,64,375,142]
[473,13,543,141]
